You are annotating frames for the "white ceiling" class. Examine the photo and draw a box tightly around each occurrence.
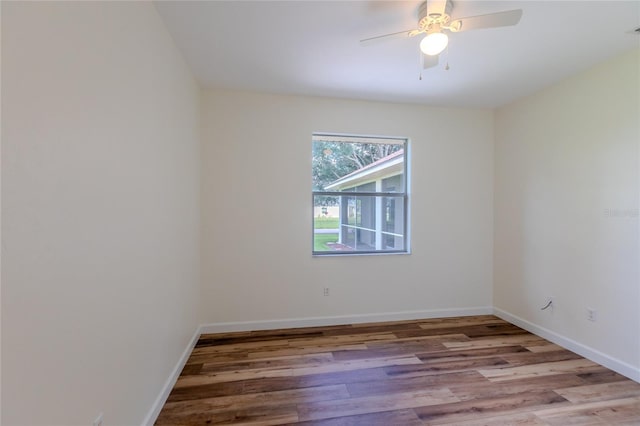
[155,1,640,108]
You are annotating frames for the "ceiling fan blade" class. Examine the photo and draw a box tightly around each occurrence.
[450,9,522,32]
[360,29,419,46]
[422,53,439,69]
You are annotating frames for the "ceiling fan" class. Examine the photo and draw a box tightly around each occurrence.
[361,0,523,69]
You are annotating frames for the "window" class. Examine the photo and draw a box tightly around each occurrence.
[312,134,409,255]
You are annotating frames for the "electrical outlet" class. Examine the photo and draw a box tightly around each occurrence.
[323,287,330,296]
[93,412,104,426]
[587,308,597,322]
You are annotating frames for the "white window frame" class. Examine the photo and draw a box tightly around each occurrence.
[312,133,410,256]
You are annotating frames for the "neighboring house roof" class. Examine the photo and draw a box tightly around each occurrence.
[325,149,404,191]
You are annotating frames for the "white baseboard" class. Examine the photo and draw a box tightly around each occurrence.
[494,307,640,383]
[141,326,202,426]
[199,306,493,334]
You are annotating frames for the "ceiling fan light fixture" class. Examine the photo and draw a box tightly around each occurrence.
[420,31,448,56]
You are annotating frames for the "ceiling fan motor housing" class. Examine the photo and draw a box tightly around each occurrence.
[418,0,453,31]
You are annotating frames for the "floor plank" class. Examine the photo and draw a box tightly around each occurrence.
[156,315,640,425]
[296,388,459,422]
[555,380,640,403]
[534,396,640,425]
[291,408,424,426]
[162,384,349,415]
[413,390,568,424]
[478,358,600,382]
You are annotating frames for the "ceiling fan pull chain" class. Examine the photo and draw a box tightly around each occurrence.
[445,44,450,71]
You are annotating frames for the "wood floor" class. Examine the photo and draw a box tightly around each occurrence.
[155,315,640,425]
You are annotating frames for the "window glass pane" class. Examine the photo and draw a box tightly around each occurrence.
[312,140,404,193]
[313,195,340,252]
[382,175,402,192]
[313,195,405,253]
[382,196,404,249]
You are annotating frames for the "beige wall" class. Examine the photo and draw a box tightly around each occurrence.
[1,2,201,425]
[200,90,494,325]
[494,49,640,376]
